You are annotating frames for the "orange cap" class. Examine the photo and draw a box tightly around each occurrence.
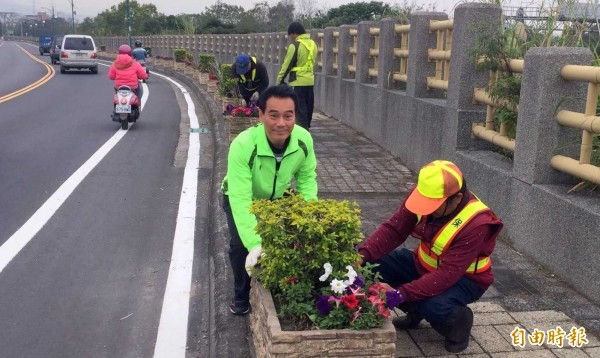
[405,160,463,215]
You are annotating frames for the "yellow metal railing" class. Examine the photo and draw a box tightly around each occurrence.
[472,59,523,152]
[553,65,600,185]
[393,24,410,83]
[332,31,340,71]
[368,27,380,78]
[427,19,453,90]
[317,32,324,71]
[348,28,358,74]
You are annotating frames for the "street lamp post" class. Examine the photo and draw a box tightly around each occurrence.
[126,0,131,46]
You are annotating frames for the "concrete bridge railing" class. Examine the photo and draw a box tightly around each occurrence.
[95,3,600,304]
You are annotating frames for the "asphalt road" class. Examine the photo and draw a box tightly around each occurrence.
[0,40,219,358]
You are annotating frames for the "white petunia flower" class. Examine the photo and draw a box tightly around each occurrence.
[344,265,357,285]
[319,262,333,282]
[330,278,348,295]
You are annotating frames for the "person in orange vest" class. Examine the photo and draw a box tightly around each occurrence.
[232,54,269,107]
[356,160,503,353]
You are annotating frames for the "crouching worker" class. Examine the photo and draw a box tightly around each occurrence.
[221,85,318,315]
[357,160,503,353]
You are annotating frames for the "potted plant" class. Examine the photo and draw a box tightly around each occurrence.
[249,193,396,358]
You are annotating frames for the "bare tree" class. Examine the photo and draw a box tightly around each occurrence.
[295,0,318,19]
[0,12,21,36]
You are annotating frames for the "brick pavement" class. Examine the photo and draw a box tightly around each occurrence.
[310,112,600,357]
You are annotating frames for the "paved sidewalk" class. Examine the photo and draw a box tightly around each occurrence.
[310,112,600,357]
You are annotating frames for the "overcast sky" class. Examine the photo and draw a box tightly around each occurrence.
[1,0,527,19]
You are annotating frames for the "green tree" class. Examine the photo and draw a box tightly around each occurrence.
[204,1,245,26]
[77,17,97,35]
[268,0,295,32]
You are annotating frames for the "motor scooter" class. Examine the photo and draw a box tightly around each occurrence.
[111,85,140,130]
[137,59,149,82]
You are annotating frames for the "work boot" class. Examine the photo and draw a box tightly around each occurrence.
[392,311,423,330]
[431,305,474,353]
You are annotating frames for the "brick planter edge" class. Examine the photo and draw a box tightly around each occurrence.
[250,280,396,358]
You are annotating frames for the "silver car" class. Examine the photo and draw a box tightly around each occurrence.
[60,35,98,74]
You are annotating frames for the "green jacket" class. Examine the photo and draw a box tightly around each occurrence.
[221,123,318,250]
[277,34,318,87]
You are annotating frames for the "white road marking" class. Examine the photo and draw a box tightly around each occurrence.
[152,72,200,358]
[0,67,148,274]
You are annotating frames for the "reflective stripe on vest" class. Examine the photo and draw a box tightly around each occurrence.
[290,38,316,73]
[239,56,257,84]
[416,198,492,274]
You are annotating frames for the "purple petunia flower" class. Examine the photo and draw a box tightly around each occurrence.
[385,290,403,309]
[351,276,365,289]
[316,295,333,315]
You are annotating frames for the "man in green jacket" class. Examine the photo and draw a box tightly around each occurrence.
[221,85,318,315]
[277,22,318,130]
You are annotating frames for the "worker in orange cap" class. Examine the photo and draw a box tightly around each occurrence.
[356,160,503,353]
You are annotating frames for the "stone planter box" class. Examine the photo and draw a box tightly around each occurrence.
[250,281,396,358]
[226,115,259,143]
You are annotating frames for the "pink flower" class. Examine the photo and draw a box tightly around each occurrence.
[368,283,385,296]
[348,286,365,298]
[367,295,384,307]
[328,296,342,308]
[351,306,362,323]
[377,303,391,318]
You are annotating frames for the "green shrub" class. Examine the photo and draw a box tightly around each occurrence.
[251,193,398,330]
[251,193,363,293]
[216,63,238,97]
[198,54,216,73]
[174,48,192,63]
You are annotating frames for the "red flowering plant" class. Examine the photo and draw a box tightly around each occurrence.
[223,100,259,117]
[311,262,401,329]
[251,193,398,330]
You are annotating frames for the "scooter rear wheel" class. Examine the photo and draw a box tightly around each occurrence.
[121,118,128,130]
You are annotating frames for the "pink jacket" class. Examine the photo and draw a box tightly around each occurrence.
[108,54,148,89]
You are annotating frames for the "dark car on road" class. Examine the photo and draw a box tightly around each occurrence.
[49,35,63,64]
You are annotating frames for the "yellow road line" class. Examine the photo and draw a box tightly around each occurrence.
[0,44,55,104]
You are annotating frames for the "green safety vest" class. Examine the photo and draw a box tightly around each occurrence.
[291,38,316,73]
[239,56,257,86]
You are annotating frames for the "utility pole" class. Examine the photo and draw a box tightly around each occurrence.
[126,0,131,46]
[68,0,75,33]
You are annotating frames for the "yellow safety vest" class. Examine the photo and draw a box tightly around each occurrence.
[239,56,257,86]
[414,198,492,274]
[290,38,316,73]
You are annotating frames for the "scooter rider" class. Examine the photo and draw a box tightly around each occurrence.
[132,40,148,62]
[108,44,148,99]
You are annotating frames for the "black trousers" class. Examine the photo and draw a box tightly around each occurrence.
[293,86,314,130]
[222,194,251,302]
[239,86,257,105]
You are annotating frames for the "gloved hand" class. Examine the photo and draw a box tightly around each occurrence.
[250,92,259,101]
[245,246,263,277]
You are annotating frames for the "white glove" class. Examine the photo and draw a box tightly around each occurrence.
[245,246,263,277]
[250,92,259,101]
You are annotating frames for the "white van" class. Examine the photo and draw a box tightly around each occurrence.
[60,35,98,74]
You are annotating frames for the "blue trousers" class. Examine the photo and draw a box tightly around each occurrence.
[374,248,485,324]
[222,195,251,302]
